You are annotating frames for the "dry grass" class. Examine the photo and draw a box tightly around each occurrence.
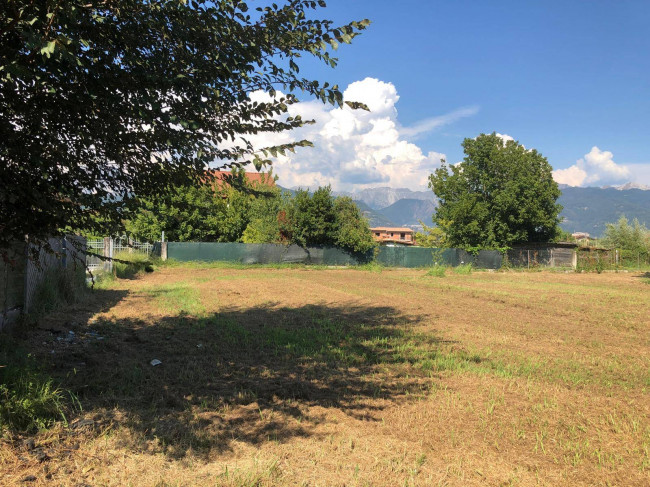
[1,265,649,486]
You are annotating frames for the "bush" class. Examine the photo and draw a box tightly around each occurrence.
[0,337,71,434]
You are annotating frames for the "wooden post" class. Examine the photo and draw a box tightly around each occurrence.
[161,241,168,261]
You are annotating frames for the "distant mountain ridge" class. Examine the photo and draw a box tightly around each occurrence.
[332,187,434,210]
[282,183,650,237]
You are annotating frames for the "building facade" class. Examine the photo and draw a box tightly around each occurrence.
[370,227,415,246]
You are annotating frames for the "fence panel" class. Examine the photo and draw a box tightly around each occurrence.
[167,242,371,265]
[0,241,27,317]
[23,236,87,314]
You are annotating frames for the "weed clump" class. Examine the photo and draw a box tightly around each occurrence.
[426,265,446,277]
[113,251,155,279]
[454,263,473,275]
[0,337,72,434]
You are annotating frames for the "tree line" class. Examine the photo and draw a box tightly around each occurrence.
[125,174,376,254]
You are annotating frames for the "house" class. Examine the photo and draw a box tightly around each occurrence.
[371,227,415,246]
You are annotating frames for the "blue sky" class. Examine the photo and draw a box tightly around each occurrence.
[251,1,650,191]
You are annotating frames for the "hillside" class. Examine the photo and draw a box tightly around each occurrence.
[354,200,397,227]
[336,187,434,210]
[378,199,437,227]
[558,186,650,235]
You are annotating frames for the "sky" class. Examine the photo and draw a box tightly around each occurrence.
[241,0,650,192]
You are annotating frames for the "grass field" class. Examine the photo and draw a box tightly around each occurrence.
[1,265,649,486]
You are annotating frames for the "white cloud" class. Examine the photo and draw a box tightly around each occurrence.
[233,77,475,191]
[553,146,631,186]
[495,133,515,144]
[401,106,479,138]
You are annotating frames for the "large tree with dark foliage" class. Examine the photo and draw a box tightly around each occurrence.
[0,0,369,258]
[429,133,562,249]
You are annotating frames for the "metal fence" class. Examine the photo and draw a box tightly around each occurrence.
[86,237,157,272]
[505,246,576,269]
[1,236,87,329]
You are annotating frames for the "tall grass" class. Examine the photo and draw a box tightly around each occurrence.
[0,337,73,434]
[453,263,473,275]
[113,250,154,279]
[425,265,447,277]
[30,265,87,318]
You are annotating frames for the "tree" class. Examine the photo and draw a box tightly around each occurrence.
[414,220,447,248]
[602,216,650,252]
[125,184,225,242]
[285,186,337,248]
[0,0,370,257]
[280,186,375,253]
[429,133,562,249]
[332,196,375,253]
[241,191,285,244]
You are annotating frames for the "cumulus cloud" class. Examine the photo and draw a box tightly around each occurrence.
[234,77,474,191]
[553,147,631,186]
[495,133,515,144]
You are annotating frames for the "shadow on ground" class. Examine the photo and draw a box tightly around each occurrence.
[26,288,468,460]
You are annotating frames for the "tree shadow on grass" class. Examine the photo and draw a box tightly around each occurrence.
[38,298,474,460]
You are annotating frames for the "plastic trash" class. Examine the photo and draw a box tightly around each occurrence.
[150,359,162,366]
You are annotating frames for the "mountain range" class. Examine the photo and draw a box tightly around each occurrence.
[330,185,650,236]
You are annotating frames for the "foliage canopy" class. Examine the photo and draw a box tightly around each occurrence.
[127,180,376,254]
[602,215,650,253]
[0,0,369,256]
[429,133,562,249]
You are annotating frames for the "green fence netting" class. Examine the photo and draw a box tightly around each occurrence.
[167,243,503,269]
[167,242,371,266]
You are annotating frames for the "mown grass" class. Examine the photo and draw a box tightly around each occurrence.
[3,266,648,486]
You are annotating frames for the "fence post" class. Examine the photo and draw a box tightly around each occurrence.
[572,250,577,269]
[527,250,530,270]
[161,241,168,261]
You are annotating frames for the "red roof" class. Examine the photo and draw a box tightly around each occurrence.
[205,170,276,191]
[371,227,414,233]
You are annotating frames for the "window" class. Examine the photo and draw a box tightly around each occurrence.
[400,233,405,240]
[375,232,380,236]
